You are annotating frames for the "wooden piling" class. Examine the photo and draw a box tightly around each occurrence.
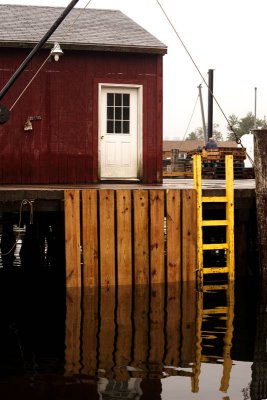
[116,190,132,286]
[150,190,165,284]
[64,188,198,287]
[64,190,81,287]
[82,189,98,287]
[182,189,197,281]
[133,190,149,285]
[253,129,267,281]
[99,189,115,287]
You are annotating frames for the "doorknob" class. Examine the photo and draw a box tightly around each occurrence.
[101,135,104,140]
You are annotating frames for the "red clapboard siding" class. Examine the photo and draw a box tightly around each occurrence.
[0,48,163,184]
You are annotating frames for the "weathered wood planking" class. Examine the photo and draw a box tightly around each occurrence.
[99,286,116,373]
[64,190,81,287]
[115,286,132,380]
[132,284,149,371]
[64,188,197,286]
[149,284,165,376]
[82,189,98,287]
[116,190,132,285]
[99,189,115,287]
[164,283,181,367]
[166,189,181,282]
[64,287,82,375]
[81,286,98,376]
[150,190,165,284]
[133,190,149,285]
[182,189,197,282]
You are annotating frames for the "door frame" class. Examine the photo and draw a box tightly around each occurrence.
[98,83,143,180]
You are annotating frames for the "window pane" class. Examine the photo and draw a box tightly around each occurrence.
[123,121,129,133]
[115,93,122,106]
[123,94,130,107]
[107,120,114,133]
[107,93,114,106]
[115,107,122,120]
[107,107,114,120]
[123,107,129,120]
[115,120,121,133]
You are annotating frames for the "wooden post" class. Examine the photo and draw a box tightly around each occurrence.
[166,189,181,282]
[65,287,82,375]
[64,190,81,287]
[115,285,132,380]
[82,189,98,287]
[116,190,132,286]
[252,128,267,399]
[99,286,116,374]
[150,190,165,284]
[99,189,115,287]
[182,189,197,282]
[149,284,165,377]
[132,284,149,373]
[253,129,267,282]
[81,286,98,377]
[133,190,149,285]
[164,283,181,368]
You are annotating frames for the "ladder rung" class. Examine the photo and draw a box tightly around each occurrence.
[202,196,227,203]
[202,243,228,250]
[203,307,228,315]
[202,220,228,226]
[203,284,228,292]
[203,267,229,274]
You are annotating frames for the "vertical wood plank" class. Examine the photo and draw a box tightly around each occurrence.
[116,190,132,286]
[82,189,98,287]
[166,189,181,283]
[182,189,197,282]
[81,286,98,377]
[65,287,81,375]
[180,281,197,365]
[132,284,149,372]
[150,190,165,284]
[64,189,81,287]
[164,283,181,368]
[99,286,116,373]
[115,286,132,380]
[133,190,149,285]
[99,189,115,287]
[149,284,165,377]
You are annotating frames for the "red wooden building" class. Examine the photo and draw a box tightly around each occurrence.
[0,5,167,184]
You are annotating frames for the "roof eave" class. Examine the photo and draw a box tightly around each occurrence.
[0,40,167,55]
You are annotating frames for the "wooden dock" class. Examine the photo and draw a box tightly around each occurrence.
[64,188,197,287]
[0,179,256,286]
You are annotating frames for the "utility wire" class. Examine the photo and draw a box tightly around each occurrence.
[9,0,93,111]
[156,0,265,180]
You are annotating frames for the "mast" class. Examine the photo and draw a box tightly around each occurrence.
[0,0,79,124]
[207,69,214,140]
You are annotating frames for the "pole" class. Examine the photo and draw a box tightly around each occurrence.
[207,69,214,140]
[198,84,207,144]
[0,0,79,102]
[254,87,257,129]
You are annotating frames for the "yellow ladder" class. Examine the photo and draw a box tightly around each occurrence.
[193,154,235,287]
[192,282,234,393]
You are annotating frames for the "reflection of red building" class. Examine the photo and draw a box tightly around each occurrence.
[0,5,166,184]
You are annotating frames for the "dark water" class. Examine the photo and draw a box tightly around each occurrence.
[0,268,262,400]
[0,215,265,400]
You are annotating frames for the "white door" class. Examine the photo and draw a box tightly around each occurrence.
[99,86,140,179]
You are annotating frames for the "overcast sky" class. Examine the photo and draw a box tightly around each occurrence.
[1,0,267,139]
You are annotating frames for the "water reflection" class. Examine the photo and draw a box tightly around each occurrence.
[64,282,240,399]
[0,275,259,399]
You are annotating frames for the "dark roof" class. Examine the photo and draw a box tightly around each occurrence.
[0,4,167,54]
